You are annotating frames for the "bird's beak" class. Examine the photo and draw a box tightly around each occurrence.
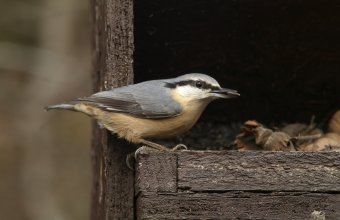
[210,88,240,99]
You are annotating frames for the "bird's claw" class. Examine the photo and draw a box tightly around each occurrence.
[126,146,161,170]
[125,153,135,171]
[134,145,161,158]
[126,144,188,170]
[171,144,188,151]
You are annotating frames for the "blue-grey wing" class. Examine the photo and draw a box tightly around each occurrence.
[74,80,182,119]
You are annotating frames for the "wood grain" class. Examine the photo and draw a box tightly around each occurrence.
[136,151,340,219]
[178,151,340,192]
[90,0,134,219]
[137,191,340,219]
[135,153,177,195]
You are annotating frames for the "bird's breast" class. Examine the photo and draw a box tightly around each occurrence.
[136,101,208,139]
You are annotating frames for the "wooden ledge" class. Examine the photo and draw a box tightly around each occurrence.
[135,151,340,219]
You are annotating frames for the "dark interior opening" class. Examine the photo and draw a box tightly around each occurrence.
[134,0,340,148]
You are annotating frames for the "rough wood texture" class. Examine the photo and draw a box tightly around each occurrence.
[138,192,340,219]
[90,0,134,219]
[178,151,340,192]
[135,153,177,195]
[136,151,340,219]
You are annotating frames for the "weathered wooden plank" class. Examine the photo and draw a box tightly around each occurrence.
[90,0,134,219]
[178,151,340,192]
[135,153,177,194]
[137,192,340,219]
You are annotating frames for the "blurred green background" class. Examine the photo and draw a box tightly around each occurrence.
[0,0,92,219]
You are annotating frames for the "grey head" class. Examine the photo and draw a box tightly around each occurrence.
[163,73,240,100]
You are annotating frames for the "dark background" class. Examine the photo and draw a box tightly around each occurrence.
[135,0,340,123]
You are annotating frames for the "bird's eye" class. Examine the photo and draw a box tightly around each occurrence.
[195,80,203,88]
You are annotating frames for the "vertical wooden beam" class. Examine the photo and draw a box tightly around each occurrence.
[90,0,134,219]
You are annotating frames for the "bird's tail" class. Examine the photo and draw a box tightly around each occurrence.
[44,102,76,111]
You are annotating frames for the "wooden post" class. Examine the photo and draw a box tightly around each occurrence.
[90,0,134,219]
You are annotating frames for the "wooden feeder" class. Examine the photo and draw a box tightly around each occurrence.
[90,0,340,219]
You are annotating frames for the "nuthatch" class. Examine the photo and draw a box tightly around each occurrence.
[46,73,240,151]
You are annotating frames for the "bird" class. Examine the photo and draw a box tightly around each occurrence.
[46,73,240,152]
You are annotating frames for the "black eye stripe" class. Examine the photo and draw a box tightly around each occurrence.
[195,80,203,88]
[164,82,176,89]
[164,80,218,90]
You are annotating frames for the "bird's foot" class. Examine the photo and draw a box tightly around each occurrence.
[126,143,188,170]
[126,146,163,170]
[134,143,188,157]
[171,143,188,151]
[135,145,163,157]
[134,143,188,159]
[126,153,135,171]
